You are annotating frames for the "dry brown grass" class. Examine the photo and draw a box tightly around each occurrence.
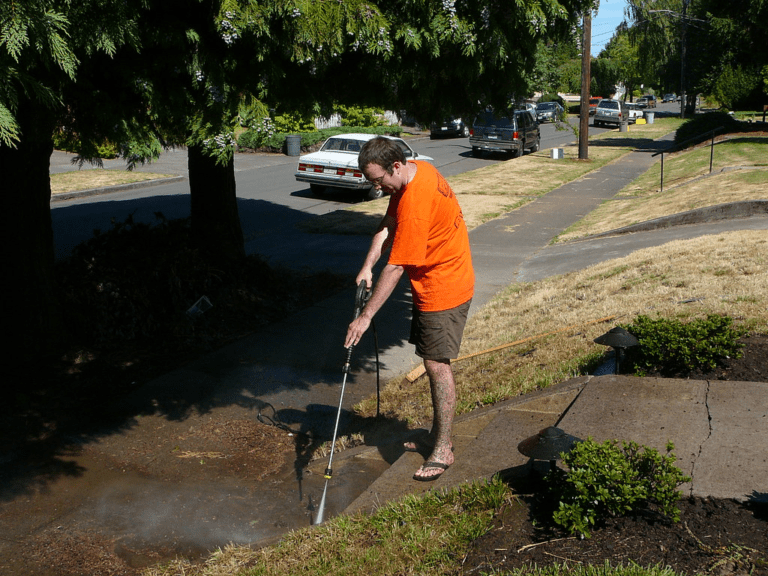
[50,169,175,194]
[558,135,768,241]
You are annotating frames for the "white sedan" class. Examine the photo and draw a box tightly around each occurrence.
[625,103,644,124]
[294,133,433,200]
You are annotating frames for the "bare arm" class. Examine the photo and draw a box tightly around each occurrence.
[355,214,396,289]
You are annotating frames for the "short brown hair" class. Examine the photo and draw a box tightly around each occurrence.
[358,136,406,174]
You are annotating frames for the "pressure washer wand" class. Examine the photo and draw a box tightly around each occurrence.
[314,281,370,525]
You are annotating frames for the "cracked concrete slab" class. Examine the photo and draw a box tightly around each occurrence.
[693,380,768,501]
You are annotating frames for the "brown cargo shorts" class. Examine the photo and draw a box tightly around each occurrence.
[409,299,472,360]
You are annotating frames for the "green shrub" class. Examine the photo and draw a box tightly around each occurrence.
[674,111,741,148]
[237,125,402,152]
[545,439,690,538]
[272,112,316,133]
[337,105,390,127]
[53,130,119,159]
[624,314,745,375]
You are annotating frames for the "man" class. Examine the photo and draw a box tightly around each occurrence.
[344,136,474,481]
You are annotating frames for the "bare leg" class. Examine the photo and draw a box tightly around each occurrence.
[413,358,456,480]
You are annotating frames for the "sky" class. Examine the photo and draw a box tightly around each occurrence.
[590,0,629,56]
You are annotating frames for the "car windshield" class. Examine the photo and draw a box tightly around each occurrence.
[599,101,618,109]
[538,102,556,111]
[474,112,514,127]
[321,138,366,153]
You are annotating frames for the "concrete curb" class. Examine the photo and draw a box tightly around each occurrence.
[576,200,768,241]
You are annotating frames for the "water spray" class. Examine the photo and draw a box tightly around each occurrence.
[314,281,370,525]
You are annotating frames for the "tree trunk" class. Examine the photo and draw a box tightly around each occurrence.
[0,102,67,365]
[187,144,245,261]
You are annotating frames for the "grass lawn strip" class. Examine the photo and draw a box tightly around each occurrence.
[50,169,177,194]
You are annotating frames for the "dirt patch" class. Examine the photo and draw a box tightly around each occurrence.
[82,417,297,482]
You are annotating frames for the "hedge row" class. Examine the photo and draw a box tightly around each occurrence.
[237,125,403,152]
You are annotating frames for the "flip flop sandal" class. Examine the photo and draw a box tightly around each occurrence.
[413,461,450,482]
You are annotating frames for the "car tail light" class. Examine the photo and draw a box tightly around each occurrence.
[298,163,309,172]
[470,128,474,136]
[335,168,363,178]
[513,131,519,140]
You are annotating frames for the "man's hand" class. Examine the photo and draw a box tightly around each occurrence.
[345,314,371,348]
[356,270,373,291]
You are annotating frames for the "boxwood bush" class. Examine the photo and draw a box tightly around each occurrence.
[623,314,745,376]
[545,439,690,538]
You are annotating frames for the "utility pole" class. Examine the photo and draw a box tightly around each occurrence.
[578,9,592,160]
[680,0,689,118]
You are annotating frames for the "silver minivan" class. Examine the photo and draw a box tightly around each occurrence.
[593,99,629,128]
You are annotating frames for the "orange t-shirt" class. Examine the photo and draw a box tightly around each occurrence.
[386,160,474,312]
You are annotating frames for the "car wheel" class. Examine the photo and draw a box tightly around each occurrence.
[310,184,325,196]
[530,135,540,152]
[512,146,522,159]
[462,126,470,138]
[471,147,481,158]
[366,186,384,200]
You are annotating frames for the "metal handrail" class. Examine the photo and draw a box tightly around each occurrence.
[652,126,724,193]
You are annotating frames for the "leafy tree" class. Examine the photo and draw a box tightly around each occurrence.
[698,0,768,109]
[625,0,766,112]
[530,35,583,96]
[594,27,644,100]
[1,0,146,361]
[1,0,592,365]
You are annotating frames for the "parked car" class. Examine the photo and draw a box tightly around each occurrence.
[642,95,657,108]
[430,116,469,138]
[593,99,629,128]
[662,93,677,103]
[588,97,602,116]
[635,97,649,108]
[536,101,564,123]
[294,133,434,200]
[469,109,540,158]
[625,102,644,124]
